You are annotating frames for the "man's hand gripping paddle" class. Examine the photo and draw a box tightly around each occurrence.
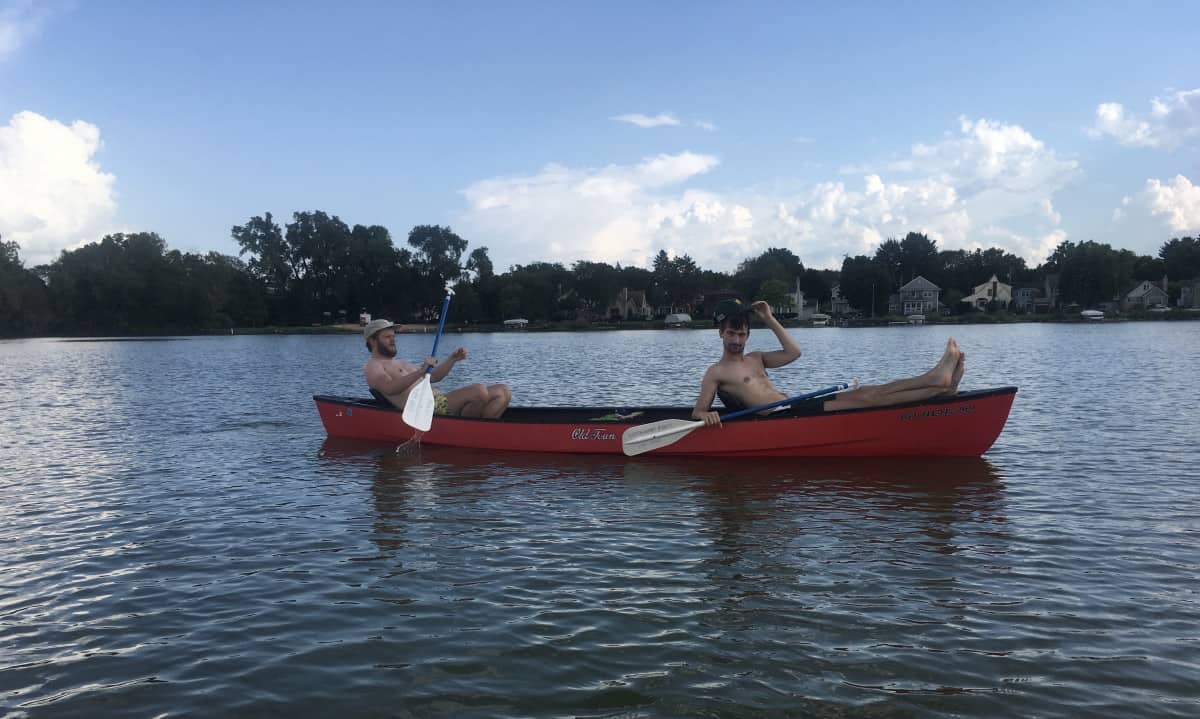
[401,291,453,432]
[621,383,848,456]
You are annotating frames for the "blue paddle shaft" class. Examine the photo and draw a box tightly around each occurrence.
[718,383,848,421]
[426,294,452,375]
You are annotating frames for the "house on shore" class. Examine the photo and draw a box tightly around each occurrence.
[608,287,652,320]
[829,283,851,316]
[1123,278,1169,311]
[1013,287,1038,312]
[890,276,941,316]
[962,274,1012,309]
[1029,273,1060,313]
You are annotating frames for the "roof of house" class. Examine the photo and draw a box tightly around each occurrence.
[898,276,941,292]
[973,273,1010,288]
[1125,281,1168,299]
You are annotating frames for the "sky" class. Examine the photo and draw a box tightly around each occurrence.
[2,1,1199,272]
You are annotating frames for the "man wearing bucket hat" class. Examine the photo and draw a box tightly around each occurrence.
[362,319,511,419]
[691,298,964,426]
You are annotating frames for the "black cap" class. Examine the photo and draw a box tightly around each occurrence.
[712,298,751,325]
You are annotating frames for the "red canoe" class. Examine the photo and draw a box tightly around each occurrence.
[313,386,1016,458]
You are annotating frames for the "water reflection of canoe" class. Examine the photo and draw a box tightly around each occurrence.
[313,386,1016,458]
[320,438,1007,493]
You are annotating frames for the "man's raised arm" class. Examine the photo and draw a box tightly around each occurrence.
[751,300,801,369]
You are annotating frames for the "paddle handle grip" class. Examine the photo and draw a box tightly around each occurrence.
[426,293,452,375]
[718,383,848,421]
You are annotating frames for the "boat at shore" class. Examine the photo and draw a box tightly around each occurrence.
[663,313,693,328]
[314,387,1017,458]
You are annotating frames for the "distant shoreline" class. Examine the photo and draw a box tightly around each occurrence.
[6,311,1197,341]
[209,311,1200,335]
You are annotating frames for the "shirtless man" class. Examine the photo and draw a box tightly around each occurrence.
[692,299,965,426]
[362,319,511,419]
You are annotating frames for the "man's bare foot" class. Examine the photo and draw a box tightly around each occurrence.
[938,338,957,364]
[947,352,965,395]
[930,339,960,388]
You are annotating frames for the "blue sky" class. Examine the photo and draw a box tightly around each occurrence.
[2,1,1198,271]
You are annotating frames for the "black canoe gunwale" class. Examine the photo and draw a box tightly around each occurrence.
[314,386,1018,425]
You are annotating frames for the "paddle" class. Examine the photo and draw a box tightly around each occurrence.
[401,291,453,432]
[621,383,848,456]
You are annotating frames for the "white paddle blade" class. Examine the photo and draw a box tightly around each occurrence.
[621,419,703,456]
[402,377,435,432]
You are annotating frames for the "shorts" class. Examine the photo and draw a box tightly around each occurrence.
[434,394,450,415]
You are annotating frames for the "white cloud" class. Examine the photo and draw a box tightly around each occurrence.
[1086,89,1200,149]
[0,111,118,265]
[1041,199,1061,225]
[0,0,51,60]
[611,113,680,128]
[458,151,727,269]
[1143,175,1200,231]
[980,226,1066,266]
[769,117,1077,267]
[458,117,1078,271]
[1112,195,1132,222]
[794,136,816,144]
[695,120,716,131]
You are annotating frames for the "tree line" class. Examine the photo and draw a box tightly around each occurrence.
[2,211,1198,337]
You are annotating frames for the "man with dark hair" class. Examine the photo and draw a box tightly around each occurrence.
[691,299,964,426]
[362,319,511,419]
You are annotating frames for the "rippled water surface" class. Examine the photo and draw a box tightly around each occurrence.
[2,324,1198,718]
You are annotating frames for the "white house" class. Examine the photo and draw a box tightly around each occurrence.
[829,283,851,315]
[962,274,1012,309]
[1123,279,1169,310]
[786,277,807,319]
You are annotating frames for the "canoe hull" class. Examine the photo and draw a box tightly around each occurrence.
[314,387,1016,458]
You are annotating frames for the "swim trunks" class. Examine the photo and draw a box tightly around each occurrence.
[433,394,450,415]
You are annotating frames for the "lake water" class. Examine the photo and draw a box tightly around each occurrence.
[1,323,1198,718]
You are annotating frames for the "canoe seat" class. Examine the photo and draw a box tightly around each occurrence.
[716,389,747,411]
[368,387,396,408]
[716,389,826,417]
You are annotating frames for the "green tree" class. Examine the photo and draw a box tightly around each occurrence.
[346,224,403,318]
[0,237,20,269]
[840,254,891,316]
[1050,240,1144,307]
[408,225,468,312]
[466,246,494,280]
[285,211,353,322]
[572,260,621,314]
[756,278,791,313]
[734,248,803,300]
[0,237,53,337]
[232,213,291,294]
[1159,237,1200,279]
[798,268,831,307]
[874,238,903,288]
[496,262,575,321]
[651,250,703,312]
